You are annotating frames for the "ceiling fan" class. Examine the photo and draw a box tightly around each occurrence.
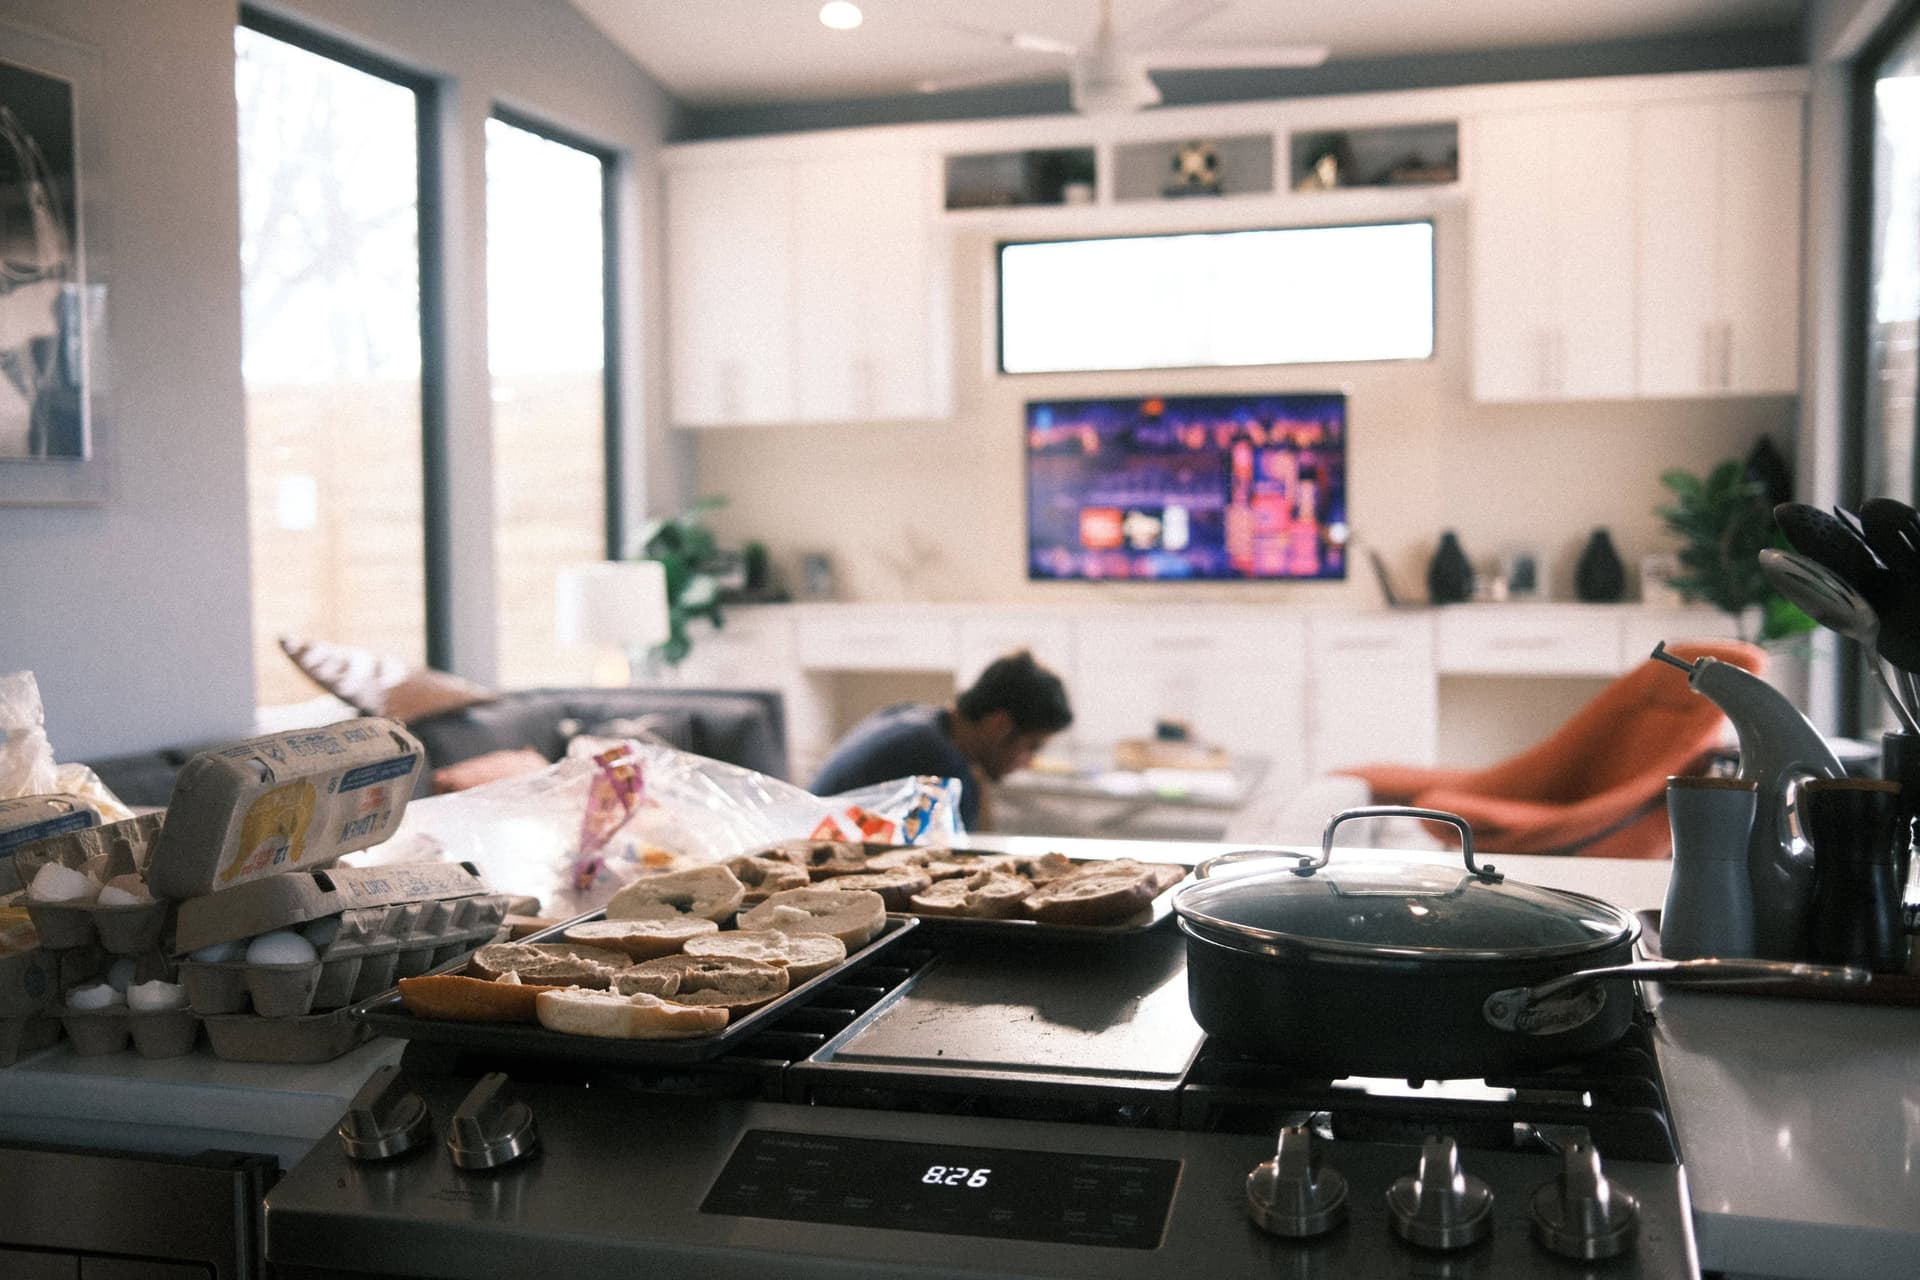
[917,0,1330,116]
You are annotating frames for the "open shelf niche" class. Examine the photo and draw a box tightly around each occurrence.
[1289,121,1458,192]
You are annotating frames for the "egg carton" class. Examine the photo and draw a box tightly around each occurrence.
[0,1012,61,1067]
[176,896,510,1019]
[58,1005,199,1059]
[24,893,170,955]
[13,816,172,956]
[202,1004,372,1064]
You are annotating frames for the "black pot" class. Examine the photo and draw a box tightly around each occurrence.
[1173,807,1867,1079]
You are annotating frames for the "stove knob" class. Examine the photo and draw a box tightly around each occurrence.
[447,1071,540,1171]
[1247,1125,1348,1238]
[1530,1141,1638,1261]
[1386,1136,1494,1251]
[337,1063,432,1162]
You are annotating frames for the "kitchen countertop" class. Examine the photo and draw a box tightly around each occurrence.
[4,839,1915,1279]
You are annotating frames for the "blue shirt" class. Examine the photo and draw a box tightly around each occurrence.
[808,703,978,829]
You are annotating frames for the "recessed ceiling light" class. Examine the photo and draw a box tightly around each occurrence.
[819,2,863,31]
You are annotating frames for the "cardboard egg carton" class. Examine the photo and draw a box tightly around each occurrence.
[11,815,171,955]
[170,860,507,1056]
[0,794,100,864]
[146,719,425,900]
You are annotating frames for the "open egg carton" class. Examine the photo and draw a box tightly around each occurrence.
[6,815,200,1062]
[170,860,507,1063]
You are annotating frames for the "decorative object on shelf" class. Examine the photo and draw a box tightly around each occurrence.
[1655,452,1816,643]
[1379,146,1459,186]
[1574,528,1627,602]
[1292,132,1351,191]
[1639,552,1686,607]
[1744,434,1793,507]
[626,496,727,666]
[1499,547,1545,601]
[1164,139,1223,197]
[555,560,673,686]
[1425,530,1474,605]
[800,552,835,601]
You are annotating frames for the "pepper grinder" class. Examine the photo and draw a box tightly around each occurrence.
[1802,778,1906,972]
[1661,776,1758,959]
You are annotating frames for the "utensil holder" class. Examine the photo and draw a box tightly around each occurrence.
[1880,731,1918,895]
[1803,779,1906,972]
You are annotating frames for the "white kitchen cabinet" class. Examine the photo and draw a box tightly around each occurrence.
[1306,612,1438,774]
[666,150,949,428]
[954,611,1076,690]
[1469,107,1637,401]
[1067,610,1309,793]
[1635,94,1803,396]
[666,163,795,425]
[1435,605,1625,675]
[793,152,950,422]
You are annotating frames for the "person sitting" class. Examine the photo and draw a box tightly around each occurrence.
[809,649,1073,831]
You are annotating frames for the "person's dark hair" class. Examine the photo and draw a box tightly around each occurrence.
[955,649,1072,734]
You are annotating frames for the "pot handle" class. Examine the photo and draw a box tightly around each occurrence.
[1483,958,1870,1032]
[1193,849,1305,880]
[1302,806,1497,880]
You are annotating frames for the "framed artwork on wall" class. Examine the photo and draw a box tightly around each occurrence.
[0,20,108,505]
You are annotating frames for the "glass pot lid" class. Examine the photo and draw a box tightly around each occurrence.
[1174,854,1638,961]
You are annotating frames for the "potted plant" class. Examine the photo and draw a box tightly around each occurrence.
[1655,458,1813,645]
[627,496,726,667]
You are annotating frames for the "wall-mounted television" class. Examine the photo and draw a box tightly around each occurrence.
[1026,393,1347,582]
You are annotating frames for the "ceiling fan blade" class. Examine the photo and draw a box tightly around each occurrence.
[939,18,1079,58]
[1121,0,1232,47]
[1141,44,1331,71]
[916,62,1067,95]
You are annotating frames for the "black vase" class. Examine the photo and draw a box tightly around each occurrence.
[1575,528,1626,602]
[1426,531,1473,605]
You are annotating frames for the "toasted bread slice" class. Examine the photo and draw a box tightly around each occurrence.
[1021,867,1158,925]
[468,941,627,988]
[534,987,729,1039]
[618,954,790,1011]
[605,865,745,923]
[683,929,847,983]
[397,973,563,1023]
[562,916,720,959]
[740,887,887,948]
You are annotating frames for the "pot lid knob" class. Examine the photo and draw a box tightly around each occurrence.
[1529,1141,1639,1260]
[447,1071,540,1171]
[1246,1125,1348,1238]
[336,1063,433,1163]
[1387,1136,1494,1250]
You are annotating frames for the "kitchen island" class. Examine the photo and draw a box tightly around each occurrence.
[3,840,1915,1279]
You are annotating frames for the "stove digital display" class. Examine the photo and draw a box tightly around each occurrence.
[701,1130,1180,1249]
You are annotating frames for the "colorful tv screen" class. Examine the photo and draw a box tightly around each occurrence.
[1026,394,1348,581]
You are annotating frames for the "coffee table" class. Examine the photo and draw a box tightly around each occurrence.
[987,750,1269,840]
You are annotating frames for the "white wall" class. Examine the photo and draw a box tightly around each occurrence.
[0,0,675,760]
[693,203,1790,612]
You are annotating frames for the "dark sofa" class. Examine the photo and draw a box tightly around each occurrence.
[84,686,787,809]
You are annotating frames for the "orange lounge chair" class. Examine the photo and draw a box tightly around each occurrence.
[1338,639,1767,859]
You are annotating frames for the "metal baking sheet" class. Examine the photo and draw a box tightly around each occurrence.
[350,914,919,1065]
[814,926,1203,1082]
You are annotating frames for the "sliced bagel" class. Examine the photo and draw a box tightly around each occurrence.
[724,853,812,904]
[468,940,628,988]
[534,987,729,1039]
[812,866,931,912]
[608,964,683,998]
[860,846,932,873]
[796,840,871,879]
[618,954,790,1011]
[605,865,745,923]
[908,869,1033,919]
[1008,851,1078,885]
[562,916,720,959]
[1021,867,1158,925]
[740,887,887,948]
[397,972,563,1023]
[684,929,847,983]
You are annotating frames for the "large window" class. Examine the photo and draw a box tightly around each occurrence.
[998,221,1435,374]
[486,114,614,689]
[236,18,437,707]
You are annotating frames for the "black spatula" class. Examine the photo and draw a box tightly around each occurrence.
[1859,498,1920,673]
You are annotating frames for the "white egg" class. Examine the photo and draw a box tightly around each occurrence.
[66,982,124,1011]
[101,873,154,903]
[107,956,137,992]
[245,930,318,966]
[189,940,242,963]
[127,980,189,1012]
[27,862,100,903]
[302,916,341,948]
[97,883,148,908]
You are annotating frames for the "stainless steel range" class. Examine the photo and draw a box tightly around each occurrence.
[265,925,1698,1278]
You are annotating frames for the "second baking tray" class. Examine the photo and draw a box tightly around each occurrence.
[350,913,919,1065]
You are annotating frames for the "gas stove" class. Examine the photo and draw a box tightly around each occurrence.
[265,927,1698,1279]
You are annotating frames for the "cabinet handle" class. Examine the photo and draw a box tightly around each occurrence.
[1718,322,1733,389]
[1699,323,1714,390]
[1489,636,1558,649]
[719,360,743,419]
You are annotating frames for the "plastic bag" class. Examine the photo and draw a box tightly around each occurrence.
[350,740,964,919]
[0,671,134,823]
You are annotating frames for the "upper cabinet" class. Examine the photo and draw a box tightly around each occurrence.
[1469,108,1637,401]
[1469,81,1805,403]
[1635,94,1804,396]
[666,149,951,428]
